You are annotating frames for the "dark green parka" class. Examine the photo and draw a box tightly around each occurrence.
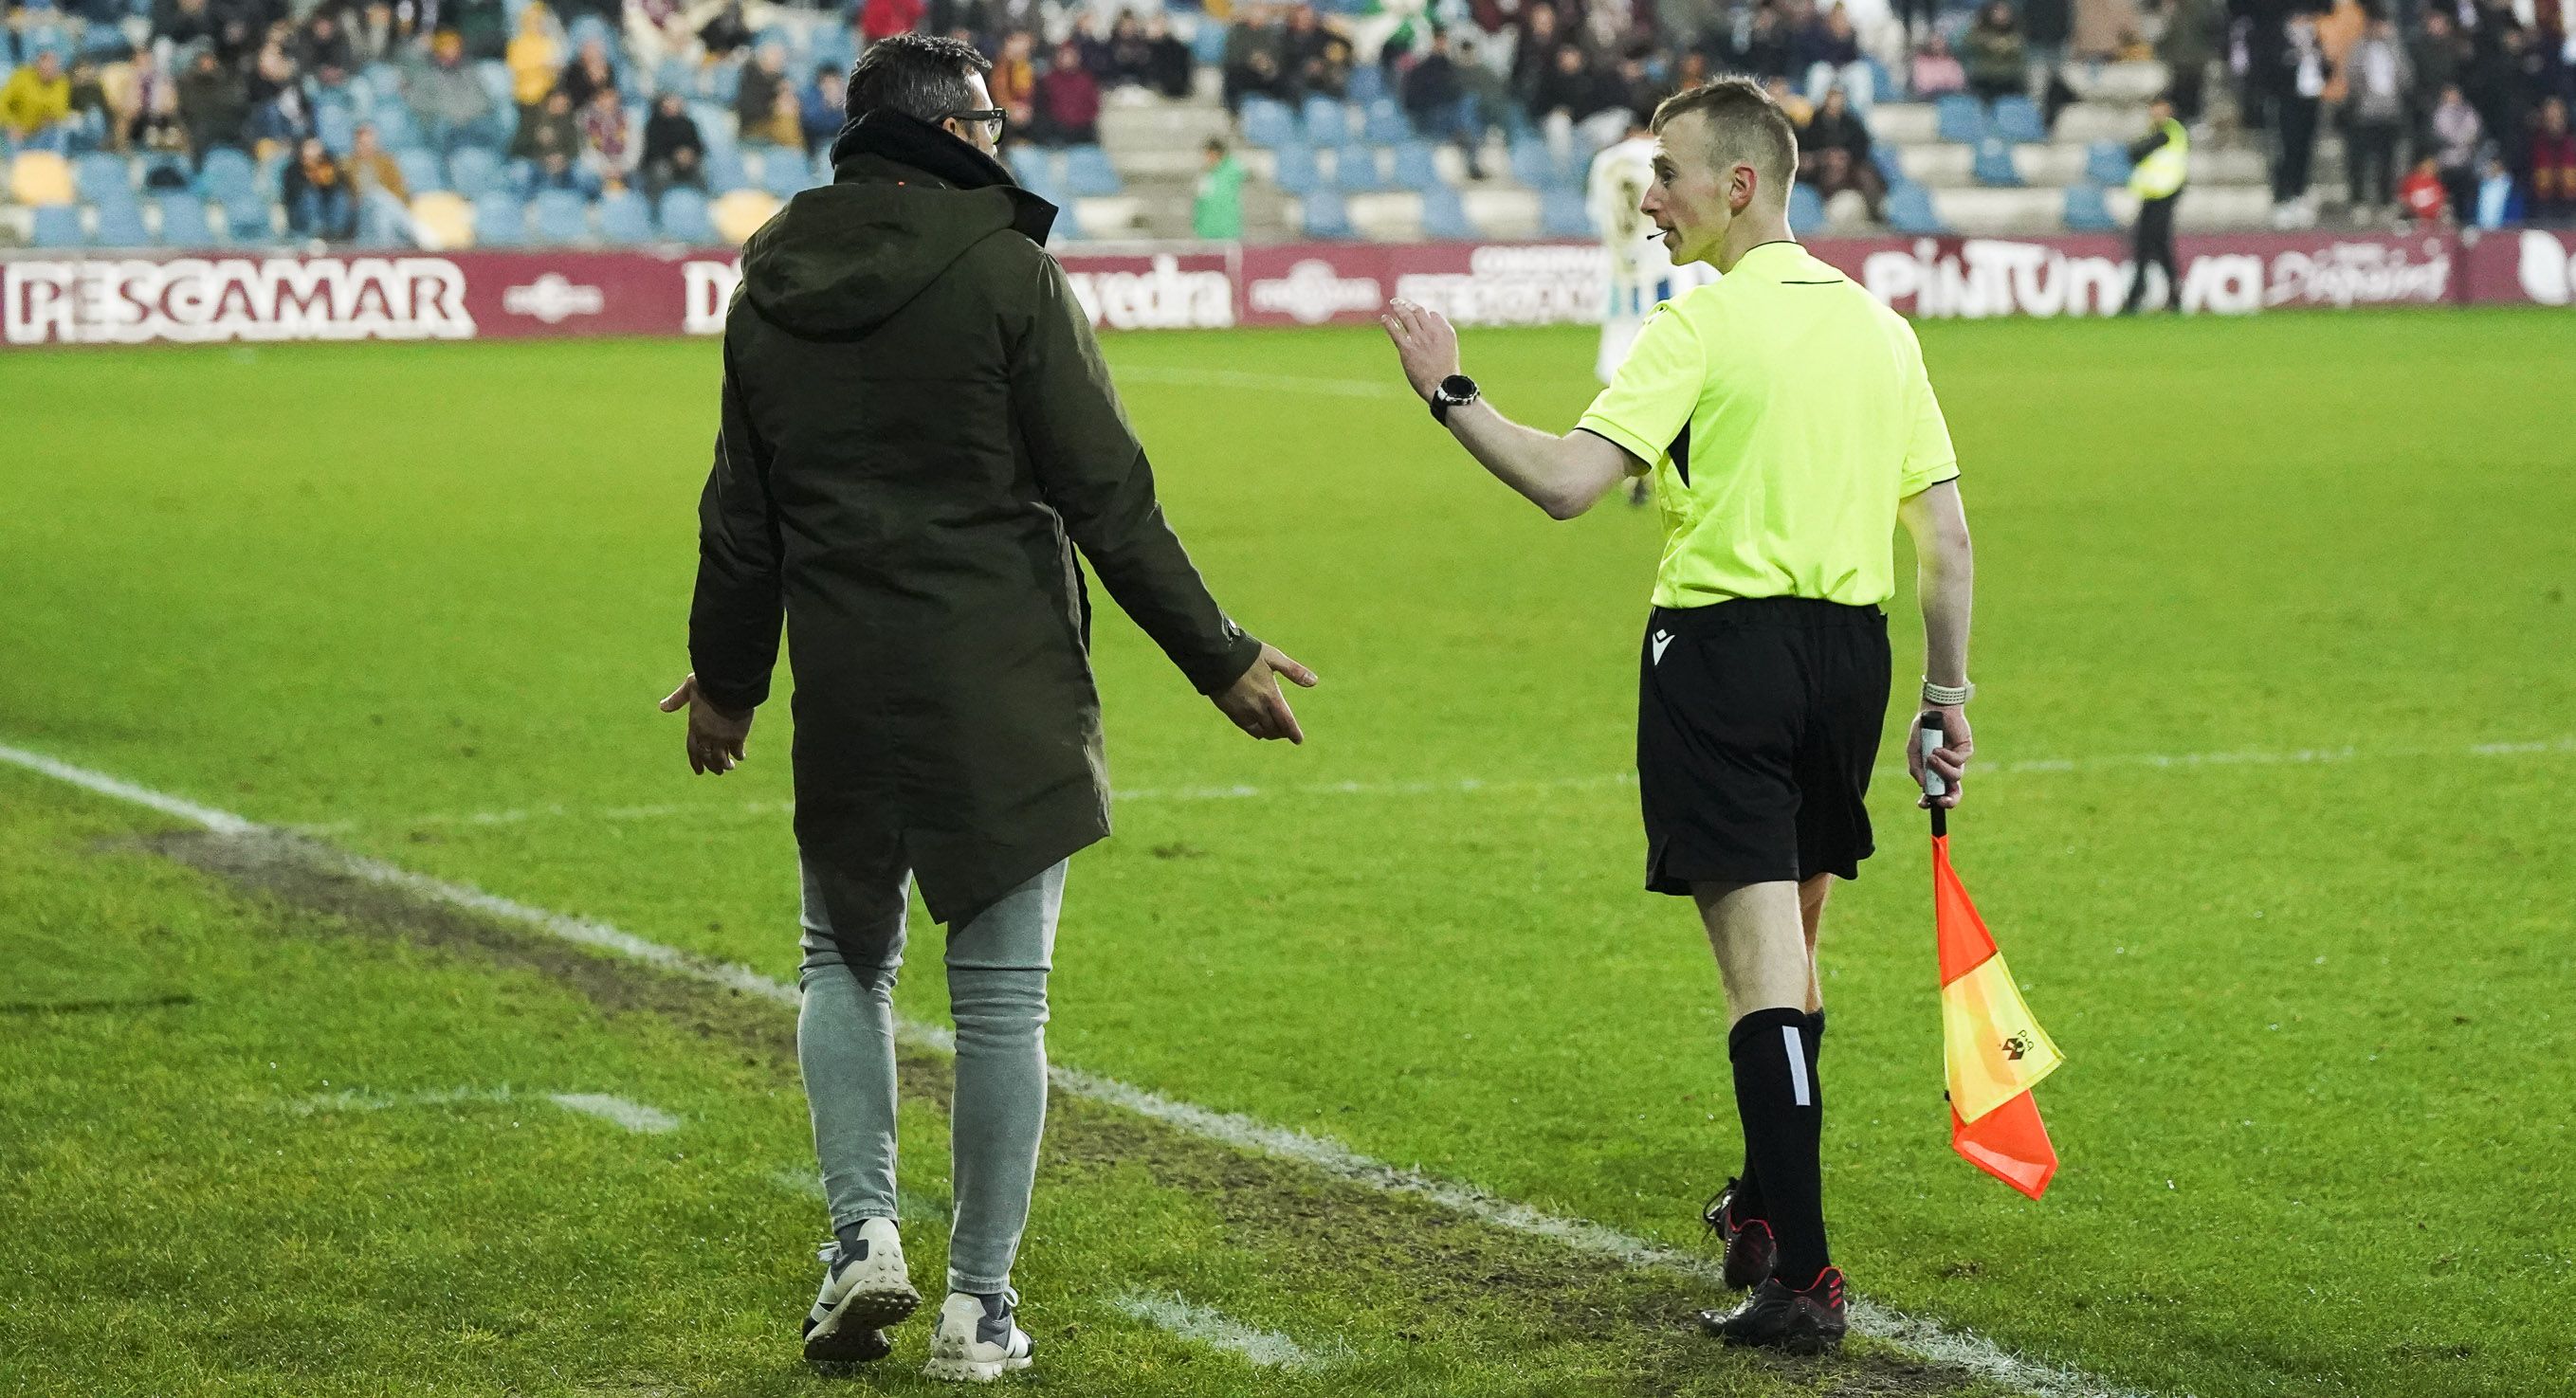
[688,111,1262,926]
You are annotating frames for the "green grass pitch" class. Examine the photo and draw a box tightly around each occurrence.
[2,309,2570,1398]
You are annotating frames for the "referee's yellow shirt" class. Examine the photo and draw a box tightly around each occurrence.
[1576,240,1958,611]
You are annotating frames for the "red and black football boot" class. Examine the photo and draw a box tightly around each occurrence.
[1700,1178,1778,1291]
[1695,1265,1848,1354]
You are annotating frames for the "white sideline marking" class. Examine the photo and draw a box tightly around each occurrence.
[286,734,2576,837]
[284,1085,679,1133]
[5,740,2156,1398]
[548,1093,682,1134]
[1114,365,1404,398]
[1113,1291,1329,1371]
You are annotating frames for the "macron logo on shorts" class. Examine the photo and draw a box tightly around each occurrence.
[1651,630,1673,665]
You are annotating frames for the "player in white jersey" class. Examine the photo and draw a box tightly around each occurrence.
[1588,117,1716,387]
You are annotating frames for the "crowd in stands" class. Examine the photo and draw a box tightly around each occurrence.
[0,0,2569,245]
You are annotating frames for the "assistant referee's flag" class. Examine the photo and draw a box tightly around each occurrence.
[1923,717,2061,1199]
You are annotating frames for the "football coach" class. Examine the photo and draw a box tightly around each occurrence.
[661,32,1315,1382]
[1380,76,1975,1353]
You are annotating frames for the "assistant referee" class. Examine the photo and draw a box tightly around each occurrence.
[1380,77,1976,1353]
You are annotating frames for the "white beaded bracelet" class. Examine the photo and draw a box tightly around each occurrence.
[1921,679,1975,706]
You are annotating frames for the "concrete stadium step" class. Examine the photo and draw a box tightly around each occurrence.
[1099,101,1234,155]
[2059,60,2171,102]
[1897,140,2268,188]
[1873,98,2154,148]
[1929,180,2275,234]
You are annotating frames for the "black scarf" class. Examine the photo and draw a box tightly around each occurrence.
[827,108,1056,244]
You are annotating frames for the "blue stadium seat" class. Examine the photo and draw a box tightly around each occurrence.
[1331,143,1387,191]
[221,192,271,241]
[473,191,527,245]
[2086,138,2131,187]
[155,192,214,245]
[1971,137,2022,187]
[1050,202,1085,240]
[1419,182,1476,240]
[1300,94,1348,145]
[1539,183,1591,238]
[29,205,82,246]
[1887,180,1946,233]
[1866,56,1896,102]
[1389,139,1442,191]
[91,200,151,246]
[1239,96,1294,149]
[1300,190,1355,239]
[759,151,813,198]
[370,103,422,152]
[656,186,715,243]
[1508,135,1569,191]
[598,188,651,242]
[396,148,445,192]
[1011,148,1064,204]
[197,147,258,204]
[447,145,503,198]
[473,60,516,115]
[1361,97,1409,146]
[317,103,358,154]
[703,144,750,193]
[1344,62,1385,107]
[1787,181,1825,233]
[1062,144,1121,197]
[530,189,589,243]
[2062,183,2118,232]
[1990,96,2045,144]
[1934,93,1986,144]
[1190,19,1228,66]
[1873,143,1906,183]
[74,152,133,207]
[1270,141,1319,196]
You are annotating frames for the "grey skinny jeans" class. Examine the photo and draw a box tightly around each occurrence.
[795,856,1065,1296]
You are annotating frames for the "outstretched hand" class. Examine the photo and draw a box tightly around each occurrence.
[659,672,755,775]
[1379,298,1460,402]
[1214,644,1319,744]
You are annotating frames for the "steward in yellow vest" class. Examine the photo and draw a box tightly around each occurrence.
[2120,97,2188,314]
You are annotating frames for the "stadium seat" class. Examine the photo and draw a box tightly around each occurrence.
[1062,144,1121,198]
[1345,62,1385,106]
[1389,139,1442,191]
[1362,98,1409,146]
[656,186,716,243]
[2086,139,2132,186]
[1873,143,1906,184]
[1012,149,1064,205]
[355,192,406,246]
[473,191,527,245]
[710,188,781,243]
[1050,202,1086,240]
[473,59,516,114]
[598,188,652,242]
[1239,97,1294,149]
[73,152,133,208]
[1299,190,1355,239]
[1539,184,1591,238]
[1419,182,1476,240]
[371,103,423,151]
[1190,18,1228,66]
[703,144,751,194]
[1508,135,1568,191]
[1887,180,1946,233]
[317,103,358,154]
[91,200,150,246]
[28,204,82,246]
[220,194,271,242]
[1331,144,1387,192]
[155,191,214,245]
[2062,183,2118,232]
[1934,93,1987,144]
[530,189,590,244]
[396,148,445,193]
[447,145,503,198]
[409,191,473,247]
[9,150,75,206]
[1787,181,1825,234]
[1990,96,2046,144]
[1270,141,1320,196]
[759,152,813,199]
[1300,94,1348,145]
[1971,137,2022,187]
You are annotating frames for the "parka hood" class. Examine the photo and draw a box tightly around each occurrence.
[738,110,1056,340]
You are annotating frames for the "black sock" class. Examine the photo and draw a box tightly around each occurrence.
[1729,1007,1830,1289]
[1733,1010,1825,1226]
[1805,1008,1825,1097]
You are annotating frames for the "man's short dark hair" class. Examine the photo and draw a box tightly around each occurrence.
[845,32,992,124]
[1651,77,1799,207]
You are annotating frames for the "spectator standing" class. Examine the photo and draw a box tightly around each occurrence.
[508,4,563,115]
[1034,41,1101,144]
[2156,0,2223,123]
[409,29,498,152]
[1194,136,1244,237]
[2339,15,2406,221]
[2429,82,2481,217]
[1962,2,2027,104]
[2120,93,2188,312]
[1800,84,1886,220]
[738,42,797,145]
[1106,13,1152,88]
[1220,4,1287,114]
[2,49,73,145]
[558,36,620,109]
[860,0,925,45]
[580,84,633,188]
[1511,4,1563,107]
[283,136,354,239]
[1908,33,1966,96]
[1142,17,1194,100]
[2023,0,2071,100]
[2269,13,2329,226]
[1455,31,1510,168]
[1403,28,1483,175]
[178,45,251,156]
[2529,97,2576,219]
[641,90,706,194]
[2406,8,2463,145]
[800,63,847,151]
[2474,149,2522,227]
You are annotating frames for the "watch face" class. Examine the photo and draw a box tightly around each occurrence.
[1439,374,1476,401]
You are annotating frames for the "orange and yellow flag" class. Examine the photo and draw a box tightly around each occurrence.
[1934,832,2061,1198]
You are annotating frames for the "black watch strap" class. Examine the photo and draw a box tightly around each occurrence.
[1430,373,1478,425]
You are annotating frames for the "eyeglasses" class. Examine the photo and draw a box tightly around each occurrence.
[943,107,1007,142]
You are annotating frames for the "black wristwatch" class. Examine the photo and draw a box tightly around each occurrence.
[1429,373,1479,424]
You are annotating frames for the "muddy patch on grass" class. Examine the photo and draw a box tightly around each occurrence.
[137,826,2007,1398]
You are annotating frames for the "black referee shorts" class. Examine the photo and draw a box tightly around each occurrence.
[1637,598,1892,894]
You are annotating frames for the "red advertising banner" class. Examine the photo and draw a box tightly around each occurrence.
[0,228,2537,349]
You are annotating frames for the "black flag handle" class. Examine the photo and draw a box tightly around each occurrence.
[1921,711,1948,839]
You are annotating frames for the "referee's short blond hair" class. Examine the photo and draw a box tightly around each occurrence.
[1651,78,1800,209]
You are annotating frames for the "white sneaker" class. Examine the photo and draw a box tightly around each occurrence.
[924,1288,1034,1383]
[802,1219,920,1362]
